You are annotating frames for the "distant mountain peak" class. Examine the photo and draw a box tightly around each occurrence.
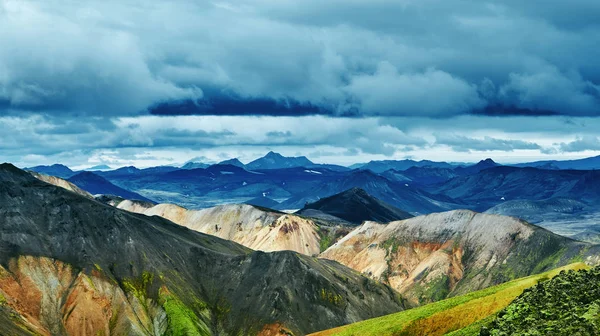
[218,158,246,168]
[247,151,314,170]
[265,150,283,158]
[479,158,497,165]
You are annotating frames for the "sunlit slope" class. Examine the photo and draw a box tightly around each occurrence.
[309,263,588,336]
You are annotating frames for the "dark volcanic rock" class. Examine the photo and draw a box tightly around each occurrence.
[297,188,413,225]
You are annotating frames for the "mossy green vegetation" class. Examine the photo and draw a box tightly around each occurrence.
[122,271,154,302]
[319,234,332,252]
[309,263,588,336]
[481,266,600,335]
[159,287,210,336]
[320,288,344,307]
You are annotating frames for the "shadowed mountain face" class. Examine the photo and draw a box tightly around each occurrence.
[68,171,154,202]
[0,163,403,335]
[277,170,461,215]
[297,188,414,225]
[321,210,600,306]
[26,164,75,179]
[429,167,600,211]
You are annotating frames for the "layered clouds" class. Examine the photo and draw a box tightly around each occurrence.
[0,0,599,166]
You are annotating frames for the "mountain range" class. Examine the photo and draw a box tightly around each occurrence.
[350,159,456,173]
[0,163,404,335]
[8,158,600,335]
[429,166,600,211]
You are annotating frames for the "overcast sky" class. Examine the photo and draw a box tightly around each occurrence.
[1,0,599,168]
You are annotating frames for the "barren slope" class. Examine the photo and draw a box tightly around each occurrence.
[118,201,322,255]
[321,210,599,305]
[29,171,94,199]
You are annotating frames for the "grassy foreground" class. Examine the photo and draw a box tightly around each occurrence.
[309,263,588,336]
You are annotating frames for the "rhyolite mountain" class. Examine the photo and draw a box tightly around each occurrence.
[26,163,75,179]
[67,171,154,202]
[276,169,462,214]
[246,151,314,170]
[0,163,403,335]
[117,201,323,256]
[321,210,600,306]
[429,166,600,211]
[296,188,413,225]
[29,171,94,200]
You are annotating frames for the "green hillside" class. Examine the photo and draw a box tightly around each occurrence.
[309,263,588,336]
[482,265,600,335]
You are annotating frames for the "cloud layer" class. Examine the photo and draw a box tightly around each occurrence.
[0,0,599,117]
[1,0,600,167]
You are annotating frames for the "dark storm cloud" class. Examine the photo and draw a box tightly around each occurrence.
[0,0,598,118]
[435,134,542,153]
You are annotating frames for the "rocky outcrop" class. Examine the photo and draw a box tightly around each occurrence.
[0,256,162,336]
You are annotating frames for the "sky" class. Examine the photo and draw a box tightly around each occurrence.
[1,0,599,169]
